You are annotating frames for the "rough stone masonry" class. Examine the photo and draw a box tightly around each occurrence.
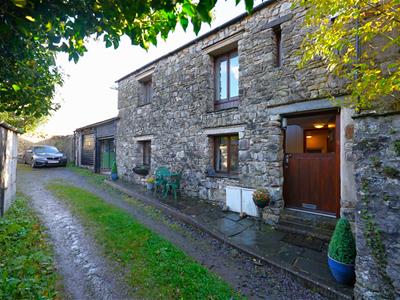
[116,0,399,298]
[116,0,346,223]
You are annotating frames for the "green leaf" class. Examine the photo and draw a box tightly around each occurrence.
[25,16,35,22]
[182,3,195,17]
[12,84,21,91]
[244,0,254,13]
[180,16,189,31]
[12,0,26,8]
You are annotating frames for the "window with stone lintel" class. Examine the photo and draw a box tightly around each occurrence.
[214,50,239,110]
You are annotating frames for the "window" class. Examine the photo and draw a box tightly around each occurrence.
[215,50,239,110]
[140,79,152,106]
[214,135,239,175]
[142,140,151,166]
[273,26,282,67]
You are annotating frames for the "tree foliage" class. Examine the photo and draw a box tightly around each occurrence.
[297,0,400,111]
[1,0,254,131]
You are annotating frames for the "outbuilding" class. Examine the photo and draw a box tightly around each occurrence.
[74,117,118,174]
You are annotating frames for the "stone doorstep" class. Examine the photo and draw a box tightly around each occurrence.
[104,180,353,300]
[275,221,334,242]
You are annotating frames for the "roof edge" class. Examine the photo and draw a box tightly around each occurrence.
[116,0,278,83]
[74,116,119,132]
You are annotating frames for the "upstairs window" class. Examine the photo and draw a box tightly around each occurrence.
[214,134,239,175]
[215,50,239,110]
[140,79,152,106]
[273,26,283,67]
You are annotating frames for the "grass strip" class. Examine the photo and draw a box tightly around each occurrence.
[47,182,242,300]
[0,193,58,299]
[66,163,107,186]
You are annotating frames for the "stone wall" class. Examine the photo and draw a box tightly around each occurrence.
[116,0,347,223]
[18,135,74,162]
[353,112,400,299]
[0,123,18,216]
[38,135,74,161]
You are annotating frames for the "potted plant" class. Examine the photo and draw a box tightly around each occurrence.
[327,218,356,285]
[133,165,149,176]
[146,176,155,191]
[252,189,270,208]
[111,161,118,181]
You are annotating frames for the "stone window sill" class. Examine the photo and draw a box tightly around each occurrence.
[206,173,239,180]
[137,102,151,108]
[214,99,240,111]
[206,106,239,114]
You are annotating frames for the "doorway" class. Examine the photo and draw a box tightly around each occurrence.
[99,138,115,173]
[283,110,340,216]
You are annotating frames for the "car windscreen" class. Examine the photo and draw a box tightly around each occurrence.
[34,146,59,154]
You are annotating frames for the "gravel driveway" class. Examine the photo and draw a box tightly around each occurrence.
[17,165,324,300]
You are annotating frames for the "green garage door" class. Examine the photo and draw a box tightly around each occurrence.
[100,138,115,172]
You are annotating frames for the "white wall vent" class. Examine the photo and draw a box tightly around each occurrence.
[225,186,258,217]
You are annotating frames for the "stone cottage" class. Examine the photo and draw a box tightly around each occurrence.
[116,0,356,223]
[116,1,399,297]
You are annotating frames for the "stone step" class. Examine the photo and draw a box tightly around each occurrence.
[280,209,337,232]
[276,220,333,242]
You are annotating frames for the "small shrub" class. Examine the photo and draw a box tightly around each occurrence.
[328,218,356,264]
[111,161,118,174]
[252,189,270,203]
[146,176,155,184]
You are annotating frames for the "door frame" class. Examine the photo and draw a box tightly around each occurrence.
[95,136,115,173]
[282,109,341,218]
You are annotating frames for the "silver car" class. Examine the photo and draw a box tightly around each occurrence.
[24,145,67,168]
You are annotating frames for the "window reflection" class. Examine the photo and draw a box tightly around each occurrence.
[229,54,239,98]
[214,135,239,174]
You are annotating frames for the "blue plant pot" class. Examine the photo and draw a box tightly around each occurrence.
[328,255,355,285]
[111,173,118,181]
[146,183,154,191]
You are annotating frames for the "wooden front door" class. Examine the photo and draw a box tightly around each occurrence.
[283,111,340,216]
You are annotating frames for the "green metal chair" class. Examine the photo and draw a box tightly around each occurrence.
[163,172,182,200]
[154,166,171,194]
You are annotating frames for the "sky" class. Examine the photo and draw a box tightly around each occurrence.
[38,0,262,136]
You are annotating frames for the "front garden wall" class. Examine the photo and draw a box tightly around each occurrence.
[353,113,400,299]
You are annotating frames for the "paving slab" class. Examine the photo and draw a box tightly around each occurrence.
[106,179,354,299]
[209,217,246,237]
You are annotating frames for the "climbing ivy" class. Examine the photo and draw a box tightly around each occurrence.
[359,178,395,298]
[394,140,400,156]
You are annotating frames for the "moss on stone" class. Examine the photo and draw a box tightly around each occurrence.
[394,140,400,156]
[383,166,399,178]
